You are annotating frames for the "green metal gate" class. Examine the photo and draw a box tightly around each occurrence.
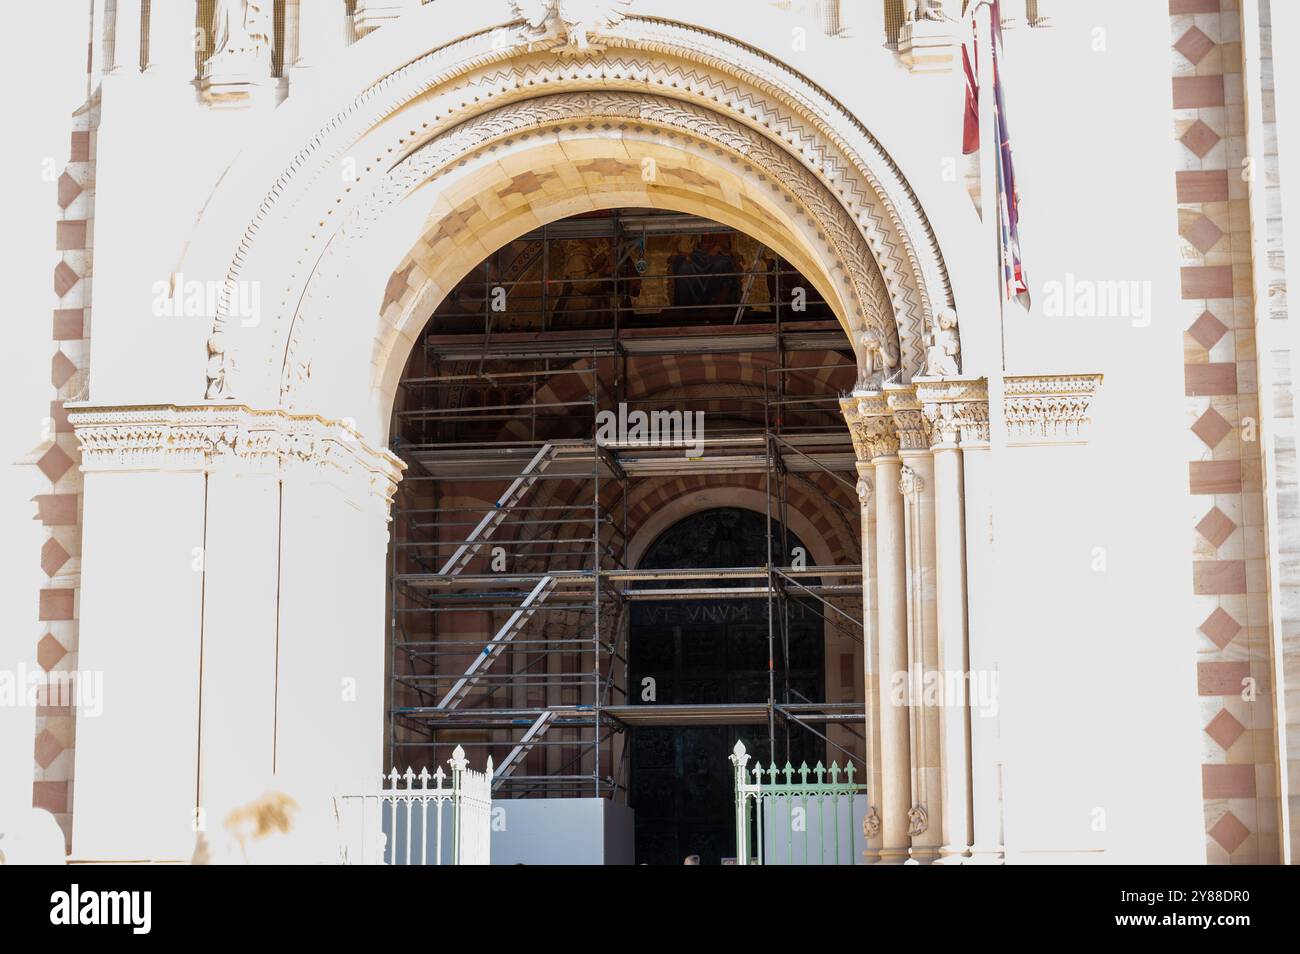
[729,740,867,865]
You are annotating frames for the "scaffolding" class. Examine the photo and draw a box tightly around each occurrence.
[387,209,866,800]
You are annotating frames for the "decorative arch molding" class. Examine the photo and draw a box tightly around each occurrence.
[190,10,957,416]
[289,91,892,414]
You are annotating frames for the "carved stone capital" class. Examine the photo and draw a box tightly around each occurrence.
[1003,374,1102,445]
[916,377,990,447]
[840,393,899,461]
[68,404,405,510]
[885,385,932,451]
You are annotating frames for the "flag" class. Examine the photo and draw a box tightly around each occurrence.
[964,0,1031,310]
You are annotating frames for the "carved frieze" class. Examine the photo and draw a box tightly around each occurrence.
[916,377,989,447]
[68,405,404,508]
[1003,374,1102,445]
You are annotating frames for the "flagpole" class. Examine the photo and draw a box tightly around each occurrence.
[974,0,1009,864]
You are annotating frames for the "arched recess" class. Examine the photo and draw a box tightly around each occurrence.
[178,4,957,445]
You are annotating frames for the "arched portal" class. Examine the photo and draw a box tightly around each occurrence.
[69,4,963,861]
[386,207,865,863]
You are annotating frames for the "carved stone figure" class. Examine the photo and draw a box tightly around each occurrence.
[858,326,900,387]
[205,332,228,400]
[924,307,961,377]
[203,0,273,103]
[510,0,634,52]
[211,0,272,61]
[863,807,881,840]
[904,0,947,22]
[907,804,929,836]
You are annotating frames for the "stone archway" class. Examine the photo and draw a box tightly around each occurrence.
[175,5,957,434]
[68,4,971,862]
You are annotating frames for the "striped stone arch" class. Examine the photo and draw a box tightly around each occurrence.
[179,4,956,444]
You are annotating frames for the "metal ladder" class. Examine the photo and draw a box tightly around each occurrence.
[436,575,558,710]
[492,711,559,788]
[436,443,556,577]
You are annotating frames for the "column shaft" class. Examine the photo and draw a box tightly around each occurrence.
[874,454,912,864]
[932,443,972,863]
[111,0,143,73]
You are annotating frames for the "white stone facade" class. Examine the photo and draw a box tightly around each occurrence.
[4,0,1298,864]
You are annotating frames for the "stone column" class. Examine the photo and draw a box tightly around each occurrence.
[144,0,198,77]
[888,384,941,864]
[919,379,987,864]
[847,393,912,864]
[953,386,1003,863]
[110,0,143,73]
[841,395,883,862]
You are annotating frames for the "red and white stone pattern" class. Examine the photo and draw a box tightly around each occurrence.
[27,104,98,851]
[1170,0,1277,864]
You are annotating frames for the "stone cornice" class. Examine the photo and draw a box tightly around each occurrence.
[1002,374,1102,445]
[67,405,405,507]
[915,376,989,447]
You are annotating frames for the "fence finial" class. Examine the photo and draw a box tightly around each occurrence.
[729,740,750,772]
[449,745,469,773]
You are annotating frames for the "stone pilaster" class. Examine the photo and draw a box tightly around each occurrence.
[918,378,987,864]
[68,404,402,860]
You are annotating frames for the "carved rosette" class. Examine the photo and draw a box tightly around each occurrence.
[916,377,990,447]
[1003,374,1102,444]
[69,405,405,510]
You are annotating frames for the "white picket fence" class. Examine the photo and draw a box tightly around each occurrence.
[729,740,868,865]
[335,745,493,865]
